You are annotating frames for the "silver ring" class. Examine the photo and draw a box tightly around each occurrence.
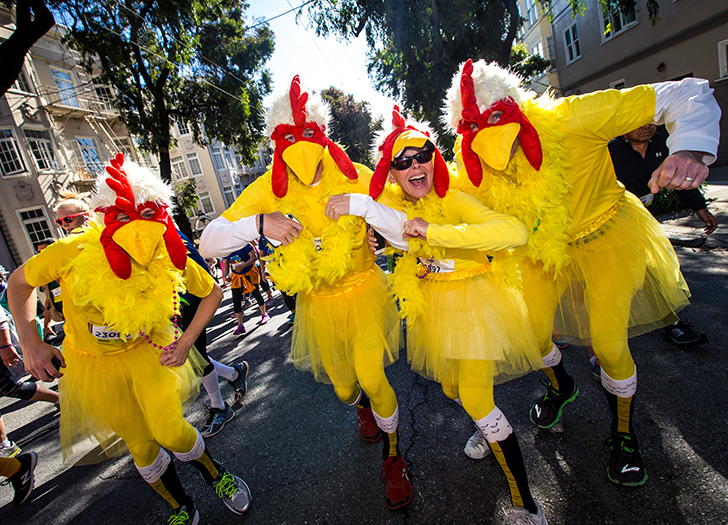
[685,177,694,182]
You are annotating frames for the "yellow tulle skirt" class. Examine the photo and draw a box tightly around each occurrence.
[291,266,401,385]
[58,334,205,465]
[407,269,543,387]
[549,192,690,346]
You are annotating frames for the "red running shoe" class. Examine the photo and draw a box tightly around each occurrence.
[380,455,413,510]
[356,407,381,442]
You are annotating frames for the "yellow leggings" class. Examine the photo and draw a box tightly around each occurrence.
[521,259,636,381]
[321,339,398,419]
[0,456,21,479]
[79,372,199,468]
[440,359,496,421]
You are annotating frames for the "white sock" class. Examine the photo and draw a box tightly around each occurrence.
[543,343,562,368]
[601,368,637,397]
[0,439,11,448]
[211,359,236,381]
[201,370,225,410]
[136,449,171,483]
[473,406,513,443]
[173,430,205,462]
[372,406,399,434]
[345,389,363,407]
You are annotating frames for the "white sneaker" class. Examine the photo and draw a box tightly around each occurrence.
[464,428,491,460]
[0,440,21,458]
[214,470,251,515]
[503,501,548,525]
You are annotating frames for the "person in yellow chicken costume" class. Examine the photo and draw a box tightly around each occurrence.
[443,59,721,487]
[199,76,411,510]
[8,154,250,525]
[326,107,548,524]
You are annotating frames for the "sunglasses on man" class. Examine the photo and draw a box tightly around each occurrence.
[391,148,434,171]
[55,212,87,226]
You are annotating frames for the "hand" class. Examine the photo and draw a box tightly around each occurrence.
[159,339,192,368]
[22,339,65,381]
[1,344,21,368]
[366,226,379,253]
[325,194,351,220]
[649,151,709,193]
[696,208,717,235]
[403,217,429,240]
[259,211,303,246]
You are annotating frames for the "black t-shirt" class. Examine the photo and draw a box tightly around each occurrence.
[608,132,706,212]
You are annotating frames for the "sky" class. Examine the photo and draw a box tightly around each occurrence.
[247,0,397,121]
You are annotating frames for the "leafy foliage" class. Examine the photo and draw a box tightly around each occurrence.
[510,43,550,82]
[54,0,274,181]
[320,87,382,166]
[306,0,521,155]
[174,179,200,216]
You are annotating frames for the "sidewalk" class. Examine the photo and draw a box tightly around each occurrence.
[654,163,728,250]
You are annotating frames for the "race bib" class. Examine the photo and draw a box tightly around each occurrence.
[88,324,124,343]
[418,257,455,274]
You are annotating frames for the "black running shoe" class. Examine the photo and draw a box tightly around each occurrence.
[228,362,249,404]
[529,378,578,429]
[606,432,648,486]
[663,320,708,346]
[0,451,37,505]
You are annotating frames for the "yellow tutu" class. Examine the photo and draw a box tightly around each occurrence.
[550,191,690,346]
[291,266,401,385]
[407,269,543,387]
[58,333,205,465]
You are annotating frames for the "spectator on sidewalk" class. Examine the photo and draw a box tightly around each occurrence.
[225,243,271,336]
[609,124,711,346]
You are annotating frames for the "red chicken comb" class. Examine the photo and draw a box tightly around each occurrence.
[460,59,480,123]
[289,75,308,128]
[104,152,136,213]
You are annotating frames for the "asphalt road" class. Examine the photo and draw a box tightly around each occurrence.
[2,177,727,525]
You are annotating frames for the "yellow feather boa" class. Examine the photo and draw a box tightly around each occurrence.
[61,223,184,340]
[265,155,365,295]
[380,184,448,322]
[453,97,572,275]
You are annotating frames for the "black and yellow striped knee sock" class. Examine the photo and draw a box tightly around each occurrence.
[149,460,194,510]
[488,433,537,514]
[381,428,401,460]
[603,388,635,434]
[188,448,221,485]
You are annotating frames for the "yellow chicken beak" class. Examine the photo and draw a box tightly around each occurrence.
[470,122,520,171]
[281,141,325,185]
[112,220,166,266]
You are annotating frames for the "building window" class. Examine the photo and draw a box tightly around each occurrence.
[76,137,103,175]
[719,39,728,79]
[223,186,235,207]
[563,23,581,65]
[198,191,214,214]
[24,129,58,170]
[18,207,53,246]
[13,70,32,92]
[177,121,190,135]
[50,68,80,108]
[601,0,636,42]
[92,79,113,112]
[171,156,188,180]
[0,129,26,176]
[186,153,203,176]
[525,0,538,26]
[546,35,557,69]
[212,147,225,170]
[610,79,626,90]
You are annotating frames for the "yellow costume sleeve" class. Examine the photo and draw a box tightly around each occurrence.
[428,192,529,252]
[183,257,215,298]
[24,230,90,287]
[550,85,656,233]
[221,173,277,222]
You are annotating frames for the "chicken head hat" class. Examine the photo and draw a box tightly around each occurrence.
[267,75,357,197]
[92,153,187,279]
[370,105,449,200]
[444,59,542,186]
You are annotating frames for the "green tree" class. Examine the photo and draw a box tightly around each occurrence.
[174,179,200,216]
[0,0,55,97]
[308,0,521,152]
[321,87,382,166]
[54,0,274,182]
[509,43,550,81]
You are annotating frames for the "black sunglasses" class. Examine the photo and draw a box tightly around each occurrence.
[391,149,434,171]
